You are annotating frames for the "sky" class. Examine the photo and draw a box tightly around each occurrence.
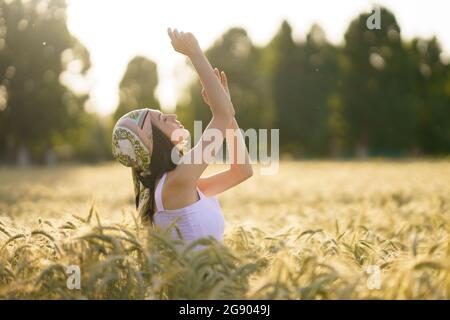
[65,0,450,116]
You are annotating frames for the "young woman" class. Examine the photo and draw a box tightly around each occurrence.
[111,28,253,247]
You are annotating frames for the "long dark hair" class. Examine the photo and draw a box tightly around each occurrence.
[137,123,183,224]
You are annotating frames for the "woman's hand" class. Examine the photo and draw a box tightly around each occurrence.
[202,68,231,107]
[167,27,201,58]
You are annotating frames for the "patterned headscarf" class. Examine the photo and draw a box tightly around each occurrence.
[112,108,154,220]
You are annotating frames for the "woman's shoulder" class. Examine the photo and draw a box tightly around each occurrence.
[165,168,200,192]
[162,170,203,210]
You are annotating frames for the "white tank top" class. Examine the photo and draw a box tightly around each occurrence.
[153,172,225,247]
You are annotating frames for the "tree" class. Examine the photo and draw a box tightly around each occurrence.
[408,37,450,154]
[0,0,91,163]
[297,24,341,156]
[113,56,160,121]
[263,21,301,155]
[341,7,416,156]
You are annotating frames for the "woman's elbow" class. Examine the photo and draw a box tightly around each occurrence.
[240,166,253,180]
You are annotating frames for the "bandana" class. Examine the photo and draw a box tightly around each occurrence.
[112,108,154,220]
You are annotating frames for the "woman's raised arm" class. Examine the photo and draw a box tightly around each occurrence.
[167,28,234,119]
[198,69,253,197]
[166,28,234,188]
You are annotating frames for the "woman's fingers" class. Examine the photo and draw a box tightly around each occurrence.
[174,28,182,40]
[214,68,224,88]
[167,27,174,41]
[220,70,225,87]
[212,67,229,94]
[167,27,180,41]
[214,67,220,78]
[221,71,229,92]
[168,27,191,41]
[168,27,180,47]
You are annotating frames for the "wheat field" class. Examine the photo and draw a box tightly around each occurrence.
[0,160,449,299]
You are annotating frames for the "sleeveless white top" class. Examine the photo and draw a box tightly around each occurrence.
[153,172,225,248]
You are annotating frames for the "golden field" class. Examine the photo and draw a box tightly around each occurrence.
[0,160,449,299]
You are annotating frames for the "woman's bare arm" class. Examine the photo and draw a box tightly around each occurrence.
[198,117,253,197]
[198,69,253,197]
[167,28,234,119]
[166,28,234,188]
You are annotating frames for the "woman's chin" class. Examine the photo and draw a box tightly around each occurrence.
[171,128,190,145]
[171,127,189,139]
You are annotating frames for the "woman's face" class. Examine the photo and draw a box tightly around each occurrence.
[143,109,190,144]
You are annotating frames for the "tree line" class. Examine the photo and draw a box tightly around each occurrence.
[174,8,450,157]
[1,2,449,165]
